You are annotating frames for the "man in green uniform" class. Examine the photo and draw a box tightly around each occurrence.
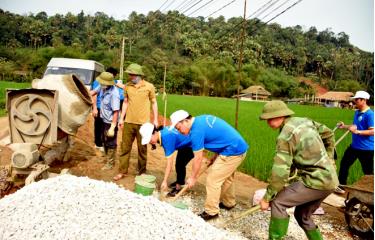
[259,100,339,240]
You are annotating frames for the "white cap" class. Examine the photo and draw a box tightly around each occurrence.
[139,123,154,145]
[351,91,370,100]
[170,110,189,129]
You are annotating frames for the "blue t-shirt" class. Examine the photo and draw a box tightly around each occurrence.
[161,128,191,158]
[91,80,101,109]
[352,108,374,150]
[189,115,249,156]
[93,85,120,124]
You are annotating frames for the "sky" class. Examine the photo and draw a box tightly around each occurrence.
[1,0,374,52]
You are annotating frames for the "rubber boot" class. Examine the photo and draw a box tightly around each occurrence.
[102,148,116,170]
[305,228,323,240]
[269,217,289,240]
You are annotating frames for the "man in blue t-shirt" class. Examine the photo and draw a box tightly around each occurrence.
[139,123,193,196]
[169,110,249,221]
[337,90,374,188]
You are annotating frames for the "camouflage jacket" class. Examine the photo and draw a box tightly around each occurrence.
[264,117,339,202]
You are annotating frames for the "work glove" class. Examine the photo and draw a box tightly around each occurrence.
[107,123,116,137]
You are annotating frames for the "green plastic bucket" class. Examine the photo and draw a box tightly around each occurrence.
[134,180,155,196]
[135,174,156,184]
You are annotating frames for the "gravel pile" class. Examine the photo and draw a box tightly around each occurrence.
[0,175,244,240]
[178,192,354,240]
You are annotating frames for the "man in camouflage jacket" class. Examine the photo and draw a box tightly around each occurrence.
[259,100,339,240]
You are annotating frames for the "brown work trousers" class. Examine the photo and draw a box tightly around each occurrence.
[205,153,246,215]
[271,181,333,231]
[118,123,147,174]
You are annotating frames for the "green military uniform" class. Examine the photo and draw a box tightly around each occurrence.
[264,117,339,202]
[260,101,339,240]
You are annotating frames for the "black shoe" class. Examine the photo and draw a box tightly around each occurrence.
[167,187,181,197]
[219,202,236,210]
[168,181,178,188]
[198,211,219,221]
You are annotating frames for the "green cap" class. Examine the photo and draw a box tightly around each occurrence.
[125,63,144,76]
[97,72,115,86]
[260,100,295,120]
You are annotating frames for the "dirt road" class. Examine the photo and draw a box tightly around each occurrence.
[0,116,358,239]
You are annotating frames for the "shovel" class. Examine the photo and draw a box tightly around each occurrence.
[170,161,212,202]
[218,204,261,228]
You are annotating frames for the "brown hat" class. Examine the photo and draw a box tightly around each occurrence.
[97,72,115,86]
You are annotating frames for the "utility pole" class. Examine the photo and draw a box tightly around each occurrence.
[235,0,247,129]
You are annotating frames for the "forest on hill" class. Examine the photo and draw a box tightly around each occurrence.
[0,9,373,98]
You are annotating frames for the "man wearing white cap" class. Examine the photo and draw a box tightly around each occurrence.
[139,123,193,196]
[169,110,249,221]
[337,90,374,190]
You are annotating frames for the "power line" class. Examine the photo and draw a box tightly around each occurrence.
[204,0,238,19]
[247,0,273,18]
[212,0,304,48]
[158,0,170,11]
[179,0,201,12]
[261,0,291,20]
[161,0,177,12]
[187,0,218,17]
[182,0,205,14]
[174,0,189,11]
[253,0,281,19]
[263,0,302,24]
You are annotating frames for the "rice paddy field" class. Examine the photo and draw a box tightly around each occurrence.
[0,82,365,184]
[157,94,363,184]
[0,81,31,116]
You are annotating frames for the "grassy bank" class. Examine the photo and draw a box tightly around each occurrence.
[157,94,360,184]
[0,81,31,116]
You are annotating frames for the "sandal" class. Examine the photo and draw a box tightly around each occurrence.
[113,173,126,181]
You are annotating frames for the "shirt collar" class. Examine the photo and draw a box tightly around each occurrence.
[127,80,145,88]
[360,107,370,113]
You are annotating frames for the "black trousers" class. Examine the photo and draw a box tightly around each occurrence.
[102,122,118,150]
[338,145,374,185]
[175,147,194,185]
[94,109,103,147]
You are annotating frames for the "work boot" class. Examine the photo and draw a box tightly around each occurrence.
[305,227,323,240]
[102,148,116,170]
[219,202,236,210]
[269,217,289,240]
[198,211,219,221]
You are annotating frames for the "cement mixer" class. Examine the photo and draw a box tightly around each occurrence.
[2,73,92,191]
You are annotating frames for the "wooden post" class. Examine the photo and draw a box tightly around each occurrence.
[163,64,167,127]
[119,37,125,80]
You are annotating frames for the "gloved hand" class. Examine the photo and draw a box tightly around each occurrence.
[107,123,116,137]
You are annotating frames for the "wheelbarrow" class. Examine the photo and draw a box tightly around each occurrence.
[342,175,374,239]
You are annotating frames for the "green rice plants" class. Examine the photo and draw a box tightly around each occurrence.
[157,94,360,184]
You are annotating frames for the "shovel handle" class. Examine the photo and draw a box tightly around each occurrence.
[172,185,189,200]
[171,161,211,202]
[219,204,261,228]
[335,130,350,147]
